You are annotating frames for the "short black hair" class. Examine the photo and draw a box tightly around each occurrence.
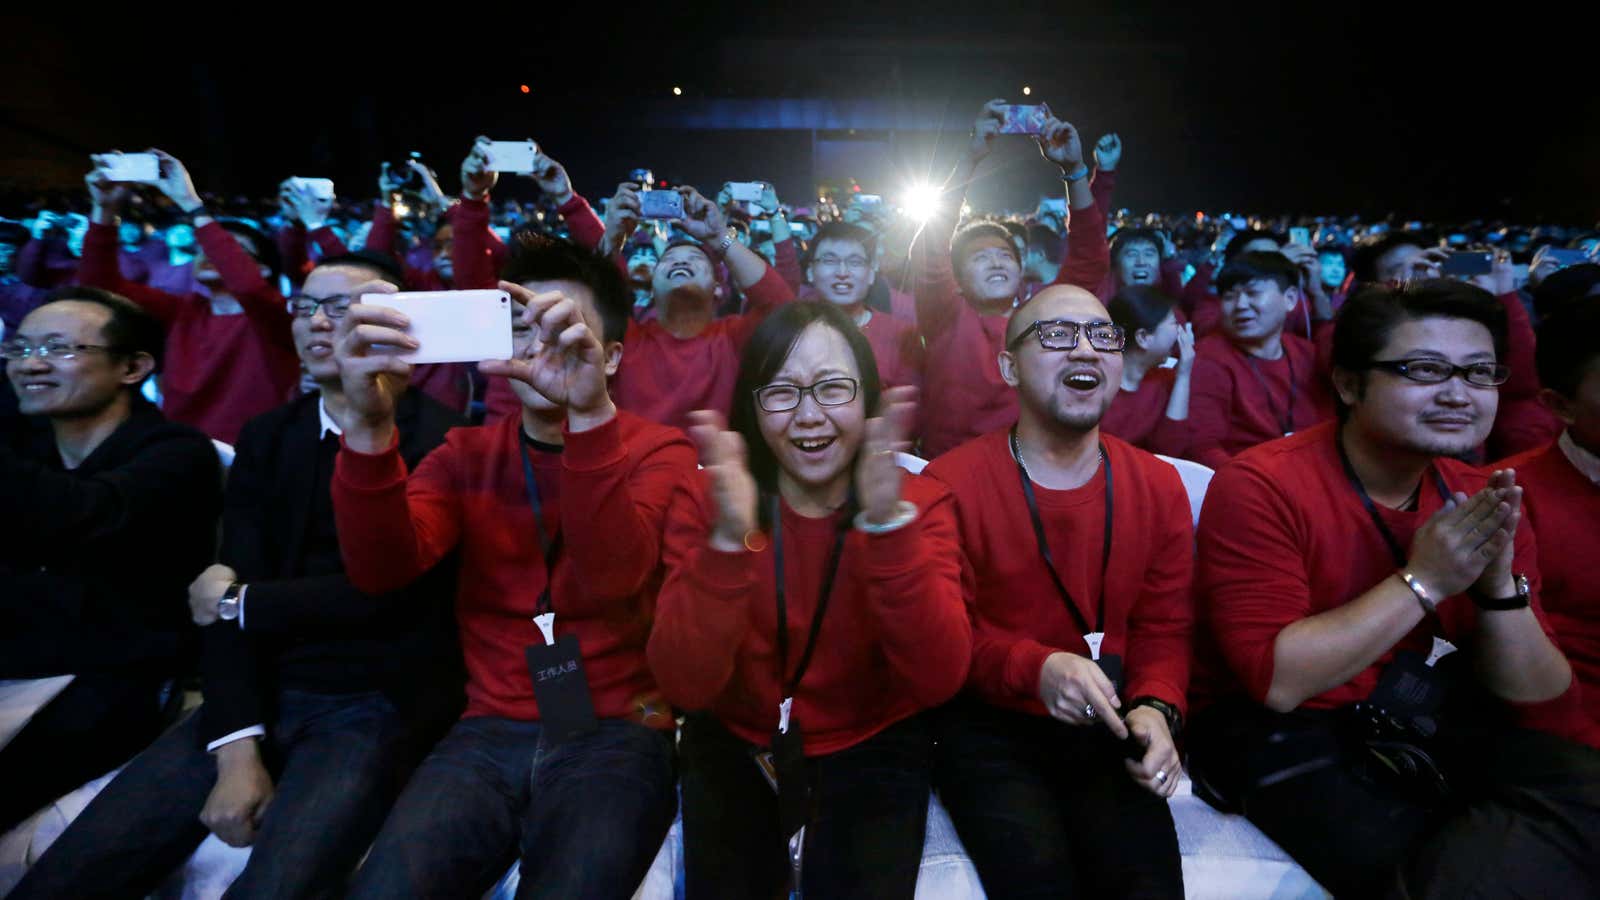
[1107,285,1178,335]
[1532,263,1600,320]
[1331,279,1509,420]
[40,285,166,371]
[1025,223,1063,265]
[1535,299,1600,399]
[1216,251,1300,293]
[1351,233,1428,284]
[807,222,877,263]
[1110,227,1163,260]
[499,233,631,344]
[314,250,405,288]
[950,221,1019,279]
[1222,228,1281,263]
[217,219,281,281]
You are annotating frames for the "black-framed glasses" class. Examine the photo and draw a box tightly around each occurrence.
[1007,319,1126,353]
[754,377,859,413]
[286,294,353,319]
[1368,358,1510,387]
[0,339,121,361]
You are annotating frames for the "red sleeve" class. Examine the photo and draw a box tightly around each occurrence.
[558,194,606,253]
[1090,168,1117,218]
[77,223,184,324]
[276,223,309,284]
[1124,471,1196,713]
[646,478,760,710]
[1183,263,1216,319]
[861,486,972,708]
[331,434,464,596]
[1187,356,1236,470]
[308,226,348,259]
[1053,193,1110,291]
[1147,411,1194,461]
[1195,461,1313,704]
[558,417,697,617]
[912,240,964,341]
[1496,291,1539,402]
[1159,257,1186,300]
[194,222,291,349]
[367,204,397,256]
[773,237,804,293]
[451,198,497,290]
[725,265,796,350]
[485,222,506,271]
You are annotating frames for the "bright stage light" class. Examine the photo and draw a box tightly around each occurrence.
[902,183,940,222]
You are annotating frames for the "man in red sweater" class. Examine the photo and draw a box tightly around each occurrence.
[913,100,1110,459]
[1505,300,1600,729]
[1188,251,1334,468]
[80,150,298,444]
[803,221,923,393]
[927,283,1192,898]
[1187,280,1600,898]
[329,235,696,898]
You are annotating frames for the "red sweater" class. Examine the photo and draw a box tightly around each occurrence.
[860,310,924,394]
[1188,332,1334,469]
[1100,367,1192,460]
[1194,422,1593,745]
[914,198,1109,459]
[925,431,1194,717]
[648,474,970,756]
[332,411,697,725]
[1486,290,1560,458]
[1505,439,1600,732]
[78,222,297,444]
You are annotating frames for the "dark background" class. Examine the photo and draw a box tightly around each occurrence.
[3,3,1596,223]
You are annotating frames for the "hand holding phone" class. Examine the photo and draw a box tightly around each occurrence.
[727,182,765,203]
[999,103,1053,135]
[1441,251,1493,278]
[639,190,686,221]
[98,152,161,184]
[484,140,539,174]
[364,290,513,364]
[1288,227,1311,246]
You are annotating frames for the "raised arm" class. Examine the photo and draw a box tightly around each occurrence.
[911,100,1003,339]
[1040,119,1108,290]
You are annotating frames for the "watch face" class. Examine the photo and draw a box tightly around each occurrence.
[218,597,239,621]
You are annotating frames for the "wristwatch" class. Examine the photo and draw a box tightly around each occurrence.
[1128,696,1183,738]
[218,582,243,624]
[1472,573,1531,611]
[711,226,739,257]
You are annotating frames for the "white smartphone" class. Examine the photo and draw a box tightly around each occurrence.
[485,140,539,174]
[363,290,513,364]
[289,176,336,202]
[727,181,765,203]
[101,153,161,183]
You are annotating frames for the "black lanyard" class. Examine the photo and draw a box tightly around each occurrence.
[771,493,851,698]
[1244,351,1298,436]
[519,439,565,615]
[1336,434,1451,569]
[1010,429,1114,639]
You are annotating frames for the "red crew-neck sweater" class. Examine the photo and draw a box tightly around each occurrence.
[648,474,970,756]
[332,411,697,725]
[859,310,925,394]
[1504,439,1600,732]
[925,431,1195,718]
[1188,332,1333,469]
[1194,422,1593,746]
[78,221,297,444]
[1100,367,1193,460]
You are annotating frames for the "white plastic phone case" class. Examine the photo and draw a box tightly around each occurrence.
[485,140,539,174]
[364,290,513,365]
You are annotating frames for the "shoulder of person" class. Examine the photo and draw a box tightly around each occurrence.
[922,428,1008,488]
[898,470,955,510]
[1104,433,1185,496]
[613,408,698,459]
[1192,334,1241,366]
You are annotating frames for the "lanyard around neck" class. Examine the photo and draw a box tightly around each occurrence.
[1010,428,1114,639]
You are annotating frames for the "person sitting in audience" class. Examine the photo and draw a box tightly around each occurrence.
[1186,280,1600,897]
[8,254,465,899]
[804,222,924,393]
[0,287,222,836]
[649,302,969,898]
[1188,251,1333,468]
[927,283,1193,899]
[79,150,297,444]
[1504,299,1600,729]
[1101,285,1196,458]
[330,235,695,898]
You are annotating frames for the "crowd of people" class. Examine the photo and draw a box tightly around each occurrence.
[2,96,1599,899]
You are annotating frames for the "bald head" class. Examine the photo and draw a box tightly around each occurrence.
[1005,284,1108,346]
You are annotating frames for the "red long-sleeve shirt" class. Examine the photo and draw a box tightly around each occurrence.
[77,221,297,443]
[1194,422,1594,745]
[1504,438,1600,733]
[648,474,971,756]
[860,310,924,394]
[332,411,696,724]
[914,198,1108,459]
[276,222,348,284]
[1486,290,1560,458]
[1100,367,1193,460]
[1188,333,1334,469]
[925,431,1195,717]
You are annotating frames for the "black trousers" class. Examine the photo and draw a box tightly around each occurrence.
[1187,701,1600,899]
[934,700,1184,900]
[679,712,935,900]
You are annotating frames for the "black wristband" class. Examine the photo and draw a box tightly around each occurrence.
[1128,696,1183,738]
[176,204,208,223]
[1472,573,1531,611]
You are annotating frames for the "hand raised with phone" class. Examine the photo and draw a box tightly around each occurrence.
[331,282,412,451]
[461,137,497,201]
[1038,118,1087,175]
[601,182,643,255]
[674,187,727,242]
[478,281,617,430]
[85,155,134,219]
[969,99,1006,163]
[531,151,574,205]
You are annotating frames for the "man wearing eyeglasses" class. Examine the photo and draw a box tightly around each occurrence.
[0,287,222,838]
[11,254,465,899]
[926,283,1193,898]
[804,222,923,393]
[1187,280,1600,897]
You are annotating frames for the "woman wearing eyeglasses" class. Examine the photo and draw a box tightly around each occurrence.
[1101,285,1196,459]
[648,301,971,899]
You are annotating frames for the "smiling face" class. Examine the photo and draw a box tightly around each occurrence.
[1336,316,1500,458]
[1001,285,1124,433]
[1220,278,1295,346]
[651,244,715,298]
[294,265,376,382]
[806,237,876,308]
[958,235,1022,306]
[8,301,141,419]
[755,322,866,497]
[1114,238,1161,287]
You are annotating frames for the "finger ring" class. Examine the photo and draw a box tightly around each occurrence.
[1084,704,1097,719]
[1155,770,1168,784]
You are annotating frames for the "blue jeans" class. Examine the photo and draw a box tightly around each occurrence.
[347,716,678,900]
[11,689,415,900]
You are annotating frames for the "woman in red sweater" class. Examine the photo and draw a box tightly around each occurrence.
[649,301,971,899]
[1102,285,1195,459]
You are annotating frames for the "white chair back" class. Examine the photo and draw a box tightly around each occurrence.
[1155,455,1215,528]
[895,451,929,474]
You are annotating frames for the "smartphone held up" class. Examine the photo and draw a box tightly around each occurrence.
[364,290,514,365]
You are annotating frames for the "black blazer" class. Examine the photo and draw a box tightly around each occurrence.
[198,389,465,747]
[0,396,222,678]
